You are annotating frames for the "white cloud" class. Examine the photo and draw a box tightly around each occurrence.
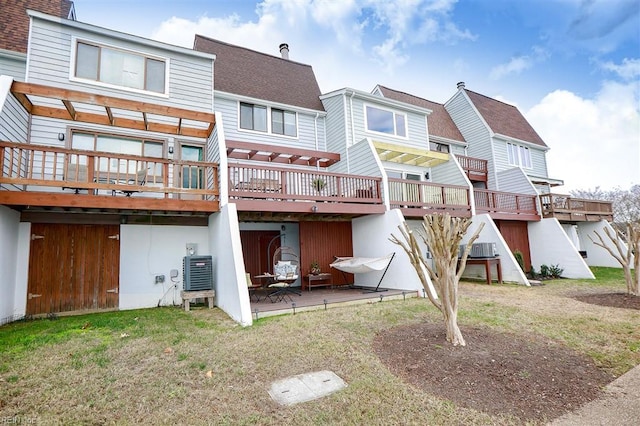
[526,81,640,192]
[150,0,475,76]
[489,46,549,80]
[600,57,640,80]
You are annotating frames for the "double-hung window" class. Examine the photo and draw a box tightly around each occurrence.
[507,143,532,168]
[240,102,297,137]
[75,41,166,94]
[365,105,407,137]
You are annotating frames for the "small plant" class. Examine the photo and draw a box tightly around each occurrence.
[549,264,564,279]
[310,261,321,275]
[540,264,550,279]
[528,265,538,279]
[513,250,525,272]
[311,178,326,192]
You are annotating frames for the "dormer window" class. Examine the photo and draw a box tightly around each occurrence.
[74,41,167,94]
[365,105,406,137]
[239,102,297,137]
[507,143,532,168]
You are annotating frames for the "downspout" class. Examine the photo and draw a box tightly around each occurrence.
[314,112,319,170]
[347,91,356,174]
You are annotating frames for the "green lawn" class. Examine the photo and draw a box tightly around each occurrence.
[1,268,638,425]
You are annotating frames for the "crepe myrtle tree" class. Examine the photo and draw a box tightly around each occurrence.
[590,221,639,296]
[390,214,484,346]
[575,185,640,296]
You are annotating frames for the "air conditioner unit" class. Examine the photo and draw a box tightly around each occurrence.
[459,242,498,258]
[183,255,213,291]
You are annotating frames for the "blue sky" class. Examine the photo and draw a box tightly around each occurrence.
[72,0,639,192]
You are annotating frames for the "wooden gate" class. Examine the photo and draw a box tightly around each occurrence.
[27,224,120,315]
[495,220,531,272]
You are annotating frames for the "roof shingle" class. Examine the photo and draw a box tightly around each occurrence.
[377,85,466,143]
[193,35,324,112]
[465,90,547,147]
[0,0,74,53]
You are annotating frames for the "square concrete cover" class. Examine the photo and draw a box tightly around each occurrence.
[268,370,347,406]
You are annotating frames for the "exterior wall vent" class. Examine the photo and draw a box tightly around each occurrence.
[183,255,214,291]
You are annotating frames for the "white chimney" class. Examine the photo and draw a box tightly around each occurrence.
[279,43,289,60]
[457,81,465,90]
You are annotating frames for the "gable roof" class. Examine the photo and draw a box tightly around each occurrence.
[376,85,466,143]
[0,0,74,53]
[193,35,325,112]
[464,89,547,147]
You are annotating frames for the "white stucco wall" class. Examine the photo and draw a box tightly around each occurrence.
[0,206,20,324]
[529,218,594,279]
[119,224,210,310]
[577,221,635,268]
[463,214,529,285]
[209,204,252,326]
[352,210,425,292]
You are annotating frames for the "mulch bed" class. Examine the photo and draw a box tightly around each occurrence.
[373,322,614,423]
[574,292,640,310]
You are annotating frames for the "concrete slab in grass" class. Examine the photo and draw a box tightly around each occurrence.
[268,370,347,406]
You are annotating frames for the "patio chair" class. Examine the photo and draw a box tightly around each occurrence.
[121,166,147,196]
[62,163,88,193]
[268,247,301,302]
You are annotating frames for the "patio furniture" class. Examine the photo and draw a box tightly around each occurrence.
[120,167,148,196]
[62,163,88,193]
[330,252,395,293]
[267,247,301,302]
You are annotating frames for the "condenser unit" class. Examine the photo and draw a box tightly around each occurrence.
[459,242,498,258]
[183,255,213,291]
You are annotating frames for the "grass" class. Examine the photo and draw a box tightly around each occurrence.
[0,267,638,425]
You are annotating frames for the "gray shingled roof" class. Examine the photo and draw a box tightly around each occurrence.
[377,85,466,143]
[193,35,325,112]
[465,90,547,147]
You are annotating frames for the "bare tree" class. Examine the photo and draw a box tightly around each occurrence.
[575,185,639,295]
[590,222,639,296]
[390,214,484,346]
[570,184,640,224]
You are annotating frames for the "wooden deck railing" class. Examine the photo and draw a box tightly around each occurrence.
[474,189,539,220]
[456,155,488,182]
[0,141,219,200]
[228,163,382,205]
[388,179,471,217]
[539,193,613,222]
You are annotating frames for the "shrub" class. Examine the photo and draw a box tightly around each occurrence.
[549,264,564,278]
[540,264,550,279]
[513,250,525,272]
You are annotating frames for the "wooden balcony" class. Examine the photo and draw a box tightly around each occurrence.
[229,164,384,219]
[388,179,471,218]
[456,155,488,182]
[474,189,540,221]
[0,141,219,214]
[539,193,613,222]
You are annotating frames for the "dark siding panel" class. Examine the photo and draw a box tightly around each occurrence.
[240,231,280,277]
[496,220,531,271]
[300,222,353,285]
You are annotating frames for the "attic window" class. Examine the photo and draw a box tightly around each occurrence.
[74,41,166,94]
[507,143,532,168]
[365,105,406,137]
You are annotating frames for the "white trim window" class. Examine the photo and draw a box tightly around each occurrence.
[74,40,167,94]
[507,143,532,168]
[239,102,297,137]
[365,105,407,137]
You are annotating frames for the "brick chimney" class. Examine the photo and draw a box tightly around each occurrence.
[279,43,289,60]
[456,81,465,90]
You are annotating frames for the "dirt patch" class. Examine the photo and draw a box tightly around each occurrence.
[373,323,614,423]
[574,292,640,310]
